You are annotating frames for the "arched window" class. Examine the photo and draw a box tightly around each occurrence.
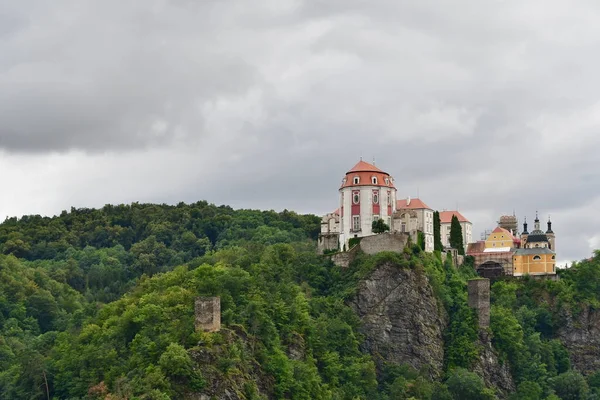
[353,176,360,184]
[373,190,379,204]
[385,178,389,185]
[551,255,555,260]
[353,191,360,204]
[533,255,541,260]
[372,176,378,184]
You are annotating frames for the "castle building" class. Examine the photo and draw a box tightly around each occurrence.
[337,160,397,249]
[318,160,471,255]
[395,197,434,252]
[439,211,473,248]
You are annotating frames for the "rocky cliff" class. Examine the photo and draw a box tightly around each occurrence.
[473,332,516,397]
[558,305,600,375]
[350,262,447,379]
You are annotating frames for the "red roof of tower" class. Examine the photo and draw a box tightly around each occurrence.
[439,211,470,224]
[347,160,386,174]
[340,160,396,189]
[396,198,432,210]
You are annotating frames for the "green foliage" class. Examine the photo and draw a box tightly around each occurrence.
[372,219,390,234]
[433,211,443,252]
[548,370,589,400]
[449,215,465,255]
[348,237,362,249]
[418,231,426,251]
[445,368,496,400]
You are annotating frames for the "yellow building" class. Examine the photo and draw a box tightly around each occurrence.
[484,226,519,249]
[513,215,556,276]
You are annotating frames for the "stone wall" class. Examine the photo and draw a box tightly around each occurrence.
[468,278,490,328]
[359,232,409,255]
[317,233,339,254]
[195,297,221,332]
[330,245,359,268]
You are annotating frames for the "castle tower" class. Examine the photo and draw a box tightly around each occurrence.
[546,217,555,252]
[338,160,397,249]
[520,217,529,247]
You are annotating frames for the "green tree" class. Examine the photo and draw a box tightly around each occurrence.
[449,215,465,255]
[445,368,495,400]
[549,371,589,400]
[372,219,390,234]
[433,211,443,251]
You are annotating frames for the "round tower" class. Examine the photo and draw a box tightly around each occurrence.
[338,160,397,249]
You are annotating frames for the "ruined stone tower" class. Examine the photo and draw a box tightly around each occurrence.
[195,297,221,332]
[468,278,490,328]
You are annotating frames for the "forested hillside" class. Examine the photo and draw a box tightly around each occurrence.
[1,202,600,399]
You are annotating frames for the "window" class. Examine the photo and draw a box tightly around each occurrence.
[387,191,391,205]
[401,222,406,232]
[353,176,360,184]
[352,216,360,231]
[372,176,378,184]
[533,255,541,260]
[385,178,389,185]
[551,255,555,260]
[373,191,379,204]
[373,215,379,221]
[352,191,360,204]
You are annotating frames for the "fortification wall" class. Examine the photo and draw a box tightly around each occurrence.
[359,232,409,255]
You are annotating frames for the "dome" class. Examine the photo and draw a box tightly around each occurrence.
[340,160,396,189]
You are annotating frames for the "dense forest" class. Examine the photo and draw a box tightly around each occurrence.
[1,201,600,399]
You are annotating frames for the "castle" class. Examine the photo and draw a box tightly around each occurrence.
[320,160,557,278]
[318,160,471,255]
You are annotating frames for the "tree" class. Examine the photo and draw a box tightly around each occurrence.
[445,368,495,400]
[449,215,465,255]
[433,211,443,251]
[372,219,390,234]
[549,371,589,400]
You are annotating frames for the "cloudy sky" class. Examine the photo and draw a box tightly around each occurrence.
[1,0,600,263]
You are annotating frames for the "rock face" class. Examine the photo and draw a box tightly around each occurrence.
[350,263,447,378]
[558,305,600,375]
[473,332,516,398]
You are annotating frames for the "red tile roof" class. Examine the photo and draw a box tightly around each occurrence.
[492,226,511,235]
[340,160,396,189]
[439,211,470,224]
[397,198,432,210]
[347,160,385,174]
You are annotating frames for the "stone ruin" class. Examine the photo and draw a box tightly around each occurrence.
[195,297,221,332]
[468,278,490,328]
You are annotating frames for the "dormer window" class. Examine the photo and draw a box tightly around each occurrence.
[385,178,389,185]
[533,255,541,260]
[372,177,378,185]
[353,176,360,185]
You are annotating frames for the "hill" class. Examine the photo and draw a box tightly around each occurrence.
[1,202,600,399]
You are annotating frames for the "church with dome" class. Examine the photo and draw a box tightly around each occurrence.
[513,214,556,276]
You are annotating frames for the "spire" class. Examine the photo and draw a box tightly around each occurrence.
[523,217,528,234]
[546,215,553,233]
[534,211,541,231]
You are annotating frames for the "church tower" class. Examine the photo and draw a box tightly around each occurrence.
[520,217,529,248]
[338,160,397,249]
[546,217,555,252]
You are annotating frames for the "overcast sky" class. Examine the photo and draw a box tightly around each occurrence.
[1,0,600,264]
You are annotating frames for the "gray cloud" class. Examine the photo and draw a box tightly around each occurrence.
[1,0,600,262]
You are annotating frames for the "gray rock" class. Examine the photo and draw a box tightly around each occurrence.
[473,332,516,398]
[349,263,447,379]
[558,305,600,375]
